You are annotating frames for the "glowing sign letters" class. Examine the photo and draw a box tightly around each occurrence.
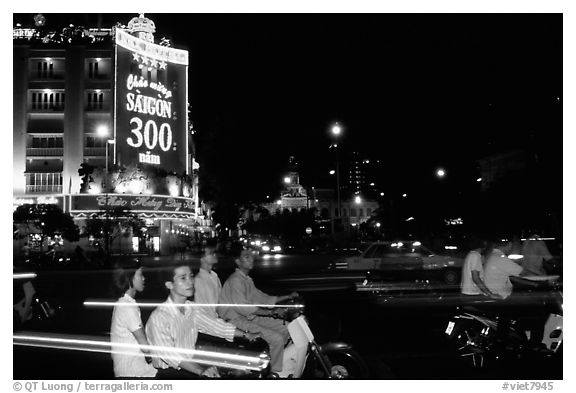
[114,28,188,174]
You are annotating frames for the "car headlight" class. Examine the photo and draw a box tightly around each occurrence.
[262,245,270,252]
[273,246,281,252]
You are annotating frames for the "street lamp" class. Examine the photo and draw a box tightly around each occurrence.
[331,123,342,232]
[96,125,115,194]
[97,124,114,262]
[436,168,446,178]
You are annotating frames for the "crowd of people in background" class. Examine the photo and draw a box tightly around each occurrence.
[460,234,556,300]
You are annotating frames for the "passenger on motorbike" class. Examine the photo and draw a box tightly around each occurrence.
[483,241,524,300]
[145,263,260,379]
[218,249,299,376]
[521,234,553,276]
[460,238,499,299]
[110,263,157,378]
[194,241,223,319]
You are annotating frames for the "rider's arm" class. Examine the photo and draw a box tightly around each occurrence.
[131,328,152,355]
[178,360,212,376]
[471,271,497,298]
[194,307,237,342]
[275,292,299,304]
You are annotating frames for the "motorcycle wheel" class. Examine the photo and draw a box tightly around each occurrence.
[318,349,369,379]
[448,321,491,369]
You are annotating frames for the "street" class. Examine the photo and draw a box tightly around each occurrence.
[13,252,562,380]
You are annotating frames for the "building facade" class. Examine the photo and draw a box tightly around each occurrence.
[13,14,211,256]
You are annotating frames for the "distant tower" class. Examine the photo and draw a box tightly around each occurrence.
[348,151,364,194]
[286,156,300,186]
[127,13,156,43]
[280,156,309,210]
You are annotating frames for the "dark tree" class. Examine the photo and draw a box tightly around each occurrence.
[78,162,95,193]
[13,204,80,251]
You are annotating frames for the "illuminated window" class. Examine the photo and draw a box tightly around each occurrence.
[88,61,99,78]
[30,91,65,111]
[30,137,63,149]
[36,60,53,78]
[86,58,111,80]
[25,173,62,193]
[86,91,105,110]
[86,136,107,148]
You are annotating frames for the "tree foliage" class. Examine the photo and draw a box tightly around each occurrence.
[13,204,80,243]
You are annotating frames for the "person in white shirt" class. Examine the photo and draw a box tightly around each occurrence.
[110,264,157,378]
[483,242,523,299]
[460,239,497,298]
[194,243,222,319]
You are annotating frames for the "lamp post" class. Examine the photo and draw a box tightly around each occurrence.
[97,125,115,196]
[97,125,114,261]
[331,123,342,233]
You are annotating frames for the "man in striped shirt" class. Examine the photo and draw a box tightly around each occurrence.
[145,263,259,378]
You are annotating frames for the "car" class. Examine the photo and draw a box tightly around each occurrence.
[332,240,463,285]
[244,236,283,255]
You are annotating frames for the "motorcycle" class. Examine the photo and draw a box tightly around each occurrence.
[195,296,370,379]
[274,296,369,379]
[444,275,562,368]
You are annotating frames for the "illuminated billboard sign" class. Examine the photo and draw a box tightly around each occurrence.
[69,194,195,218]
[114,29,188,174]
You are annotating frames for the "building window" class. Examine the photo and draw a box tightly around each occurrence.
[342,208,348,217]
[30,137,63,148]
[86,91,104,110]
[367,208,372,216]
[88,61,99,78]
[37,60,53,78]
[359,208,364,217]
[86,58,111,80]
[25,173,63,193]
[86,136,107,148]
[30,91,65,110]
[350,208,357,217]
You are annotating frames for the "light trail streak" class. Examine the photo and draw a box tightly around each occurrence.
[13,273,37,280]
[14,333,269,371]
[83,300,304,309]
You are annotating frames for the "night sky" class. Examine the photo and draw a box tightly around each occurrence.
[13,13,562,203]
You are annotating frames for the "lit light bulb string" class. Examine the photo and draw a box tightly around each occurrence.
[13,333,269,371]
[84,300,304,309]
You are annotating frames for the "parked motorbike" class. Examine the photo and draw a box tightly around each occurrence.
[444,275,562,368]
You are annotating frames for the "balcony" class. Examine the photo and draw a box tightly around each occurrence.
[84,147,106,157]
[25,185,63,194]
[26,148,63,157]
[29,104,65,113]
